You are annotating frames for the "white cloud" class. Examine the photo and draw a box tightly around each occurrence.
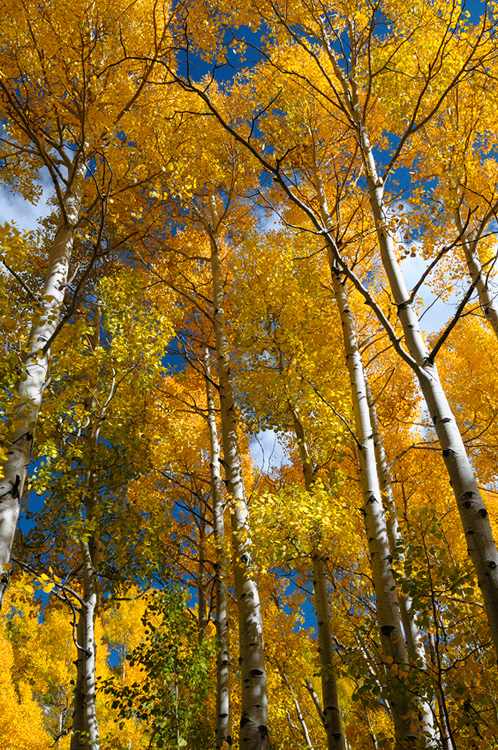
[0,177,52,233]
[250,429,289,471]
[401,253,460,336]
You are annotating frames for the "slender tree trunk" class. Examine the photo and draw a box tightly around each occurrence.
[204,349,232,749]
[365,708,380,750]
[305,678,325,726]
[356,120,498,659]
[71,613,88,749]
[289,405,345,750]
[365,380,438,748]
[275,659,315,750]
[331,268,419,746]
[314,171,419,747]
[428,634,456,750]
[71,327,101,750]
[197,516,209,636]
[71,535,100,750]
[208,198,268,750]
[81,542,100,750]
[455,209,498,338]
[0,157,86,596]
[317,39,498,658]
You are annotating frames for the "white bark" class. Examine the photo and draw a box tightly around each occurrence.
[330,267,419,747]
[313,172,418,746]
[275,661,315,750]
[0,156,87,593]
[365,380,439,749]
[355,120,498,658]
[305,679,325,726]
[197,517,209,635]
[70,539,100,750]
[204,350,232,749]
[428,634,455,750]
[71,344,101,750]
[81,543,100,750]
[208,199,268,750]
[455,209,498,340]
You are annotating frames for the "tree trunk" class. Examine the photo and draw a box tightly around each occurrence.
[305,678,325,726]
[71,334,101,750]
[330,268,418,748]
[208,198,268,750]
[289,405,345,750]
[356,118,498,659]
[275,660,315,750]
[204,348,232,749]
[455,209,498,339]
[70,537,100,750]
[313,170,419,747]
[197,516,209,636]
[365,380,438,748]
[428,634,456,750]
[0,156,86,596]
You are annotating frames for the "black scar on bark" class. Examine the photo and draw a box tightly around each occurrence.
[11,475,21,499]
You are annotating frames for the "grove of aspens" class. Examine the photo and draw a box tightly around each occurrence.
[2,1,498,749]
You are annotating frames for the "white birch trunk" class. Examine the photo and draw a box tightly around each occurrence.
[70,539,100,750]
[208,200,268,749]
[71,358,101,750]
[330,267,418,747]
[289,405,345,750]
[197,517,209,635]
[305,678,325,725]
[81,542,100,750]
[355,122,498,658]
[455,210,498,339]
[204,350,232,749]
[313,172,419,746]
[71,614,88,748]
[0,157,86,593]
[365,381,438,748]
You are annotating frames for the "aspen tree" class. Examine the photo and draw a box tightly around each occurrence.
[204,348,233,749]
[0,0,171,590]
[207,196,269,749]
[318,9,498,659]
[171,0,498,664]
[71,315,103,750]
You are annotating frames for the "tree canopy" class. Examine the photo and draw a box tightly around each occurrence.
[2,1,498,749]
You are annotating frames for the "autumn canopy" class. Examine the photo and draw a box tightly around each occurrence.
[1,0,498,748]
